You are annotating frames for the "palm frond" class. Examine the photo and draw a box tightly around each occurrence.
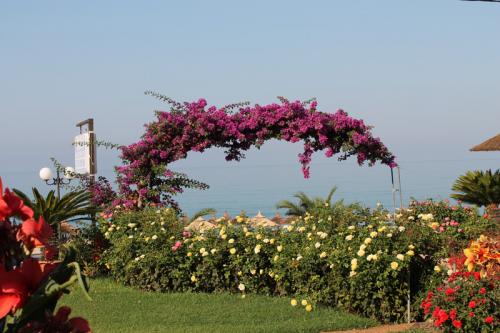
[189,208,217,223]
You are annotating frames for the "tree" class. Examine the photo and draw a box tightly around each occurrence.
[116,94,396,211]
[276,186,338,216]
[13,187,97,227]
[451,169,500,216]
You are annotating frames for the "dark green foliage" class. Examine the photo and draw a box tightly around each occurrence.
[13,187,97,226]
[451,169,500,207]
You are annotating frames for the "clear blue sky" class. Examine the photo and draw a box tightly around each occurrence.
[1,1,499,211]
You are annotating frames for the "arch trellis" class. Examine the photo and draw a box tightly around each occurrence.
[116,93,396,210]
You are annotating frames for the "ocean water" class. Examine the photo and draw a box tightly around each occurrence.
[3,150,499,219]
[171,153,500,218]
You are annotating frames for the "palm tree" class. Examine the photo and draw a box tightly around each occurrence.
[451,169,500,216]
[188,208,217,223]
[276,186,338,216]
[13,187,97,226]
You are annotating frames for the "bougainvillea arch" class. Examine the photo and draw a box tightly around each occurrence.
[116,93,396,210]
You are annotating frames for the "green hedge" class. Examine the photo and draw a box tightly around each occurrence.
[99,201,494,323]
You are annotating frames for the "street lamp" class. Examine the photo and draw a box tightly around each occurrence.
[39,166,74,243]
[39,166,74,200]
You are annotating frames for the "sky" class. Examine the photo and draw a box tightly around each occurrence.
[0,1,499,214]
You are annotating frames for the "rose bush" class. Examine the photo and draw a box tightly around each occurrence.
[0,177,91,333]
[421,235,498,332]
[99,199,496,323]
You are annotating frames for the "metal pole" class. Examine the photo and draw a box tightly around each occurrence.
[397,166,403,209]
[55,169,61,200]
[391,168,397,222]
[55,169,61,242]
[397,166,411,323]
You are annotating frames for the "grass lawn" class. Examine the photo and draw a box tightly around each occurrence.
[60,278,377,333]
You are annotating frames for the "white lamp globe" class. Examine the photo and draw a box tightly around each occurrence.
[39,167,53,181]
[64,166,75,179]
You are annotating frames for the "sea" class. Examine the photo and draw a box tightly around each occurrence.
[3,150,499,219]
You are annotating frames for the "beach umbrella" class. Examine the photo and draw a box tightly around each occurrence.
[470,134,500,152]
[185,217,216,232]
[249,211,277,228]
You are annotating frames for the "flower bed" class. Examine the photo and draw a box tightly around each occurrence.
[0,177,91,333]
[421,235,498,332]
[98,200,496,323]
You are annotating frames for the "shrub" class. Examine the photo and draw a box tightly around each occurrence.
[451,169,500,215]
[421,236,499,332]
[100,201,496,323]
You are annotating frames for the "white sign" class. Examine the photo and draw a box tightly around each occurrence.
[74,133,91,174]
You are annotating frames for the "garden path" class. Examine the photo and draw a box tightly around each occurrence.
[323,322,439,333]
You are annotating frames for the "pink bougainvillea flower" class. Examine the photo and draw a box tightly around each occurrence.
[115,97,397,209]
[0,177,34,221]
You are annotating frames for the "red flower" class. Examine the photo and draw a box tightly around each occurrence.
[54,306,92,332]
[0,178,33,221]
[450,309,457,320]
[17,216,53,249]
[468,300,477,309]
[445,287,455,296]
[0,259,58,319]
[468,312,475,318]
[452,320,462,329]
[479,287,486,295]
[484,316,494,324]
[0,270,28,318]
[19,306,91,333]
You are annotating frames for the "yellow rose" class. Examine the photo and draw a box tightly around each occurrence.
[301,300,308,306]
[277,245,283,252]
[229,248,237,255]
[390,262,399,270]
[291,299,298,306]
[305,304,313,312]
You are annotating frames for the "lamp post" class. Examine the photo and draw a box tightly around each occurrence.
[39,166,74,200]
[39,166,74,242]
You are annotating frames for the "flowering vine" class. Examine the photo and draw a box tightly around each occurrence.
[116,93,396,210]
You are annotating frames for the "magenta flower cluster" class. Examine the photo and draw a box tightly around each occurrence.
[116,97,396,207]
